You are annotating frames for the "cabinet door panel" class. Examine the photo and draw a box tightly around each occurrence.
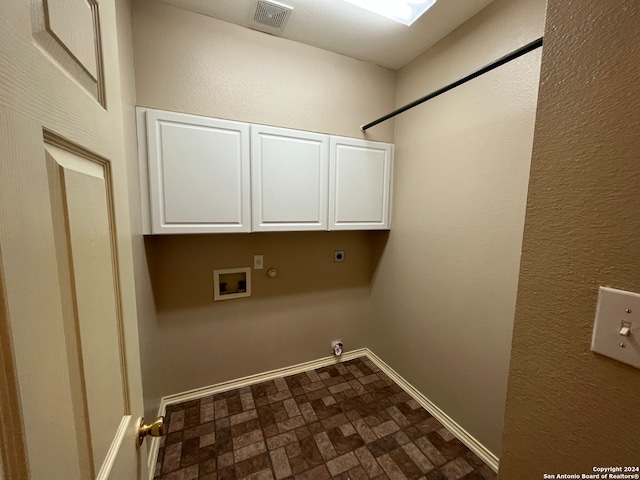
[329,137,393,230]
[252,125,328,231]
[145,110,251,233]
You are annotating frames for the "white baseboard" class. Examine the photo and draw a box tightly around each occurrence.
[364,349,499,472]
[147,348,368,478]
[147,347,498,479]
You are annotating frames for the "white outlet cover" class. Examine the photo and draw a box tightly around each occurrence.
[591,286,640,369]
[254,254,264,270]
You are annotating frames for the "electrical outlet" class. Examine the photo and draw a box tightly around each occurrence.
[254,254,264,270]
[334,250,345,263]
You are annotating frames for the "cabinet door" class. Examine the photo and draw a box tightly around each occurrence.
[329,137,393,230]
[251,125,329,231]
[144,109,251,234]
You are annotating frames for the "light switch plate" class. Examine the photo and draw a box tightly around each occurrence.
[254,254,264,270]
[591,286,640,369]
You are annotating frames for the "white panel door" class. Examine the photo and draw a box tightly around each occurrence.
[145,109,251,234]
[329,137,394,230]
[251,125,329,231]
[0,1,148,479]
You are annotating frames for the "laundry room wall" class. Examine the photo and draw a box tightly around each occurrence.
[130,0,397,409]
[367,0,547,458]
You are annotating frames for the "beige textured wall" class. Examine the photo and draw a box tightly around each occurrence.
[146,232,374,395]
[131,1,395,403]
[133,0,396,142]
[499,0,640,475]
[115,0,164,423]
[368,0,546,457]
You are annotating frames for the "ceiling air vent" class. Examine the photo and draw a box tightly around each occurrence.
[250,0,293,33]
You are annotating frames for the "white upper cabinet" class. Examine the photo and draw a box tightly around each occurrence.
[140,108,251,234]
[329,137,393,230]
[251,125,328,231]
[137,107,393,234]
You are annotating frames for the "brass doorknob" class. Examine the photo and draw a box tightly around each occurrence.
[137,416,166,446]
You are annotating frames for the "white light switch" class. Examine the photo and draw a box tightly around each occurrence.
[591,287,640,369]
[253,254,264,270]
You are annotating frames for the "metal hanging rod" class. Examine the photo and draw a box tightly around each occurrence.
[361,37,544,131]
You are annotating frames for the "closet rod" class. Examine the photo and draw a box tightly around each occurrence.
[361,37,544,131]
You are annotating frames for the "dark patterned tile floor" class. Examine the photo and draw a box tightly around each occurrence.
[154,357,497,480]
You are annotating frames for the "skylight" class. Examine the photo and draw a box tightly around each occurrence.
[343,0,437,26]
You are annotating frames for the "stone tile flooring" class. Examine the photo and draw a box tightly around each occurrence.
[154,357,497,480]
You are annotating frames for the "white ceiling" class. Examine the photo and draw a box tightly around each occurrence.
[153,0,495,70]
